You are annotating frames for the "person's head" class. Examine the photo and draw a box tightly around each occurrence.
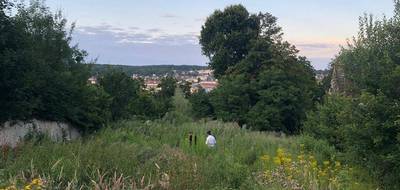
[207,130,211,135]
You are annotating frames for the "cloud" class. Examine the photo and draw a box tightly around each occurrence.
[294,42,340,57]
[71,23,207,66]
[296,43,337,49]
[129,26,140,30]
[146,28,163,33]
[161,13,179,18]
[292,42,340,70]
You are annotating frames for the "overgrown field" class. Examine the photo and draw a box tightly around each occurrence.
[1,120,377,190]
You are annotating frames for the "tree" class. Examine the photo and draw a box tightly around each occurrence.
[157,76,177,98]
[189,88,214,119]
[200,5,260,78]
[306,2,400,188]
[179,81,192,98]
[0,1,108,131]
[210,74,251,126]
[200,6,317,133]
[152,76,177,116]
[99,69,141,121]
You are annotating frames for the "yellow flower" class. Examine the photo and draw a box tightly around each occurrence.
[24,184,31,190]
[260,155,270,161]
[277,148,285,158]
[284,157,292,164]
[335,161,341,168]
[323,161,330,166]
[273,157,282,165]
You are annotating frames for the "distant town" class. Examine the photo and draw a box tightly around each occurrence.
[89,65,219,93]
[88,64,329,93]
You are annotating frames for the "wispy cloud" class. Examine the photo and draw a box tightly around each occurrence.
[147,28,163,33]
[293,41,340,59]
[161,13,179,18]
[71,23,207,66]
[76,23,199,45]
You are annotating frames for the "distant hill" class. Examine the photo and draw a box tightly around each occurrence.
[90,64,329,77]
[315,69,330,75]
[90,64,208,76]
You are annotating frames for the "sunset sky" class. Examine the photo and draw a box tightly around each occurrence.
[46,0,395,70]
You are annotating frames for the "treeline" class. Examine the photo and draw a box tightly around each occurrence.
[91,64,208,76]
[189,5,320,134]
[0,1,176,132]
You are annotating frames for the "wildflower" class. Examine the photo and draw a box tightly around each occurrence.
[335,161,341,168]
[277,148,285,158]
[24,184,31,190]
[273,157,282,165]
[260,155,270,161]
[32,178,43,186]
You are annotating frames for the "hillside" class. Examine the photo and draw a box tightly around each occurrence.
[0,90,377,190]
[91,64,209,76]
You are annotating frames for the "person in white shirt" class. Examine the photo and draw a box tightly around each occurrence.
[205,130,216,148]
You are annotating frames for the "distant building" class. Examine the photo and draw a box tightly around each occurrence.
[132,74,139,79]
[197,69,213,75]
[191,81,218,93]
[88,76,97,85]
[145,80,161,91]
[200,81,218,92]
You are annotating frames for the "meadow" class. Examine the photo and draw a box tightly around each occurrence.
[0,119,377,190]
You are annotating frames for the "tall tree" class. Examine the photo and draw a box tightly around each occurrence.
[99,69,141,121]
[200,5,259,78]
[0,1,108,131]
[202,5,317,134]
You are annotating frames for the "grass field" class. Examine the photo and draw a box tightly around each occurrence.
[0,119,377,190]
[0,90,378,189]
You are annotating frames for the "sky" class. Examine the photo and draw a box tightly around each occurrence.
[45,0,395,70]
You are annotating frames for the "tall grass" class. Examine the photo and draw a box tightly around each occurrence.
[0,89,378,189]
[0,120,376,189]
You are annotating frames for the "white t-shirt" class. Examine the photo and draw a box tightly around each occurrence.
[206,135,216,147]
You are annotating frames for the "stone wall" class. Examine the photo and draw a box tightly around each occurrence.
[0,119,80,147]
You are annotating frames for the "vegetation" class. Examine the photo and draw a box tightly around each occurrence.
[91,64,208,77]
[199,5,317,134]
[0,89,377,189]
[0,0,105,131]
[1,0,399,189]
[0,1,177,132]
[305,1,400,189]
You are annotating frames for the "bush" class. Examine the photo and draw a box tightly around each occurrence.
[305,92,400,188]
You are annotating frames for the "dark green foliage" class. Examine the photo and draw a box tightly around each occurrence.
[178,81,191,98]
[97,70,178,121]
[315,70,332,102]
[200,4,260,78]
[305,2,400,188]
[306,93,400,189]
[153,77,177,116]
[189,88,214,119]
[157,77,177,99]
[210,74,251,126]
[0,0,178,130]
[99,70,141,121]
[304,95,349,151]
[201,6,317,133]
[0,1,107,131]
[91,64,207,76]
